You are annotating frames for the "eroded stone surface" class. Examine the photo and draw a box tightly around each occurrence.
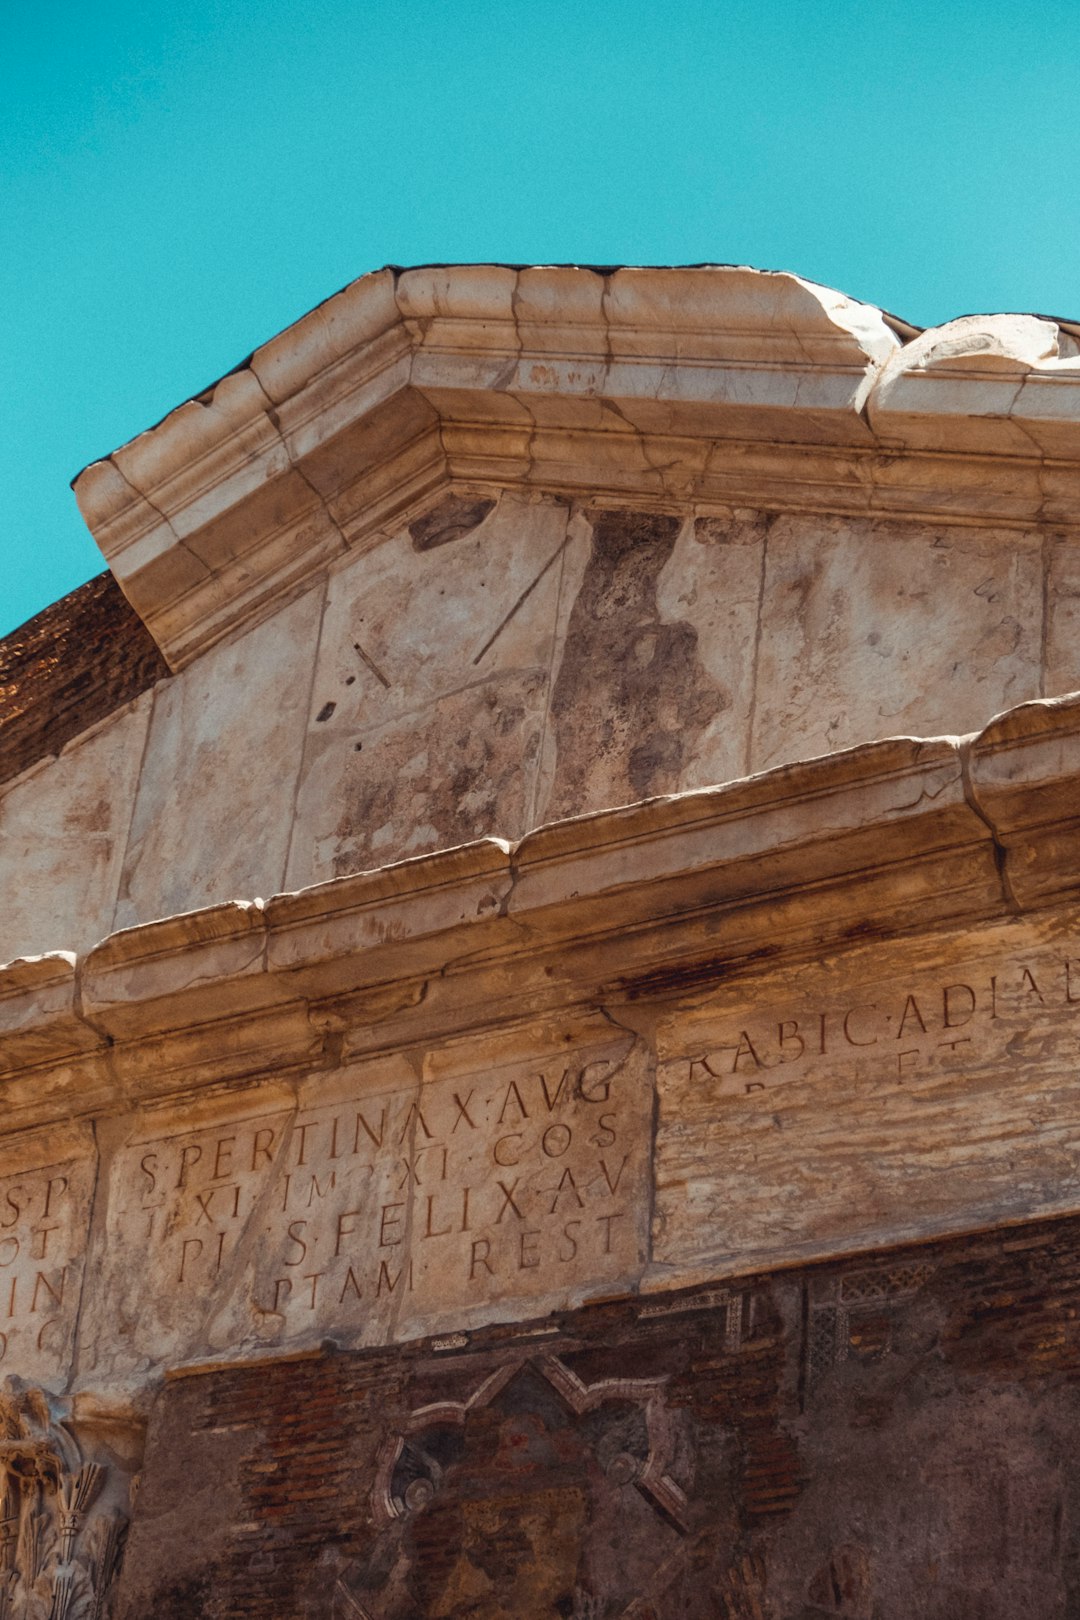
[1046,535,1080,696]
[82,1019,651,1378]
[0,694,152,961]
[114,584,324,929]
[539,509,759,820]
[291,670,547,880]
[652,908,1080,1285]
[286,491,572,886]
[0,1126,96,1389]
[749,514,1044,771]
[5,489,1080,963]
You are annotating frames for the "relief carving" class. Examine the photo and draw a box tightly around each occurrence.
[333,1356,693,1619]
[0,1383,134,1620]
[803,1262,937,1401]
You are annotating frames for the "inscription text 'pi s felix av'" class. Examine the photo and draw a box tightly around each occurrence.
[95,1025,652,1373]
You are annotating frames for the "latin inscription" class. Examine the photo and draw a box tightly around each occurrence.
[654,926,1080,1278]
[0,1154,91,1382]
[678,950,1080,1093]
[102,1031,650,1365]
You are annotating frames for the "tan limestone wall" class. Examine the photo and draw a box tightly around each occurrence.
[3,489,1078,962]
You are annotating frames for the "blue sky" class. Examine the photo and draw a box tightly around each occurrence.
[3,0,1079,637]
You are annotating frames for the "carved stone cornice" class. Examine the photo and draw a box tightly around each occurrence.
[2,688,1077,1132]
[71,265,1080,671]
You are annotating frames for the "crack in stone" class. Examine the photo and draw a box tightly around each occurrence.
[958,731,1021,913]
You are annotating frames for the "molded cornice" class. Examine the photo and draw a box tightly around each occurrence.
[72,265,1080,670]
[3,688,1077,1135]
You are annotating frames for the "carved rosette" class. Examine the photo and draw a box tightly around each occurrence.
[0,1384,132,1620]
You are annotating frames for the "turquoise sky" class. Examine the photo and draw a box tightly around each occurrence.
[3,0,1079,637]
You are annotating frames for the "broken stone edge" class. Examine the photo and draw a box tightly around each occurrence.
[71,265,1080,671]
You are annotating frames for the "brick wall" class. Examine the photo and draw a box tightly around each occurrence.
[114,1211,1080,1619]
[0,573,167,787]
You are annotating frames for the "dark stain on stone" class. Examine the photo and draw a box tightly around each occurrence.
[409,494,497,552]
[330,672,544,877]
[547,509,723,819]
[610,942,784,1002]
[316,701,337,722]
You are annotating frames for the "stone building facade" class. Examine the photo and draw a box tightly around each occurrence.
[3,264,1080,1615]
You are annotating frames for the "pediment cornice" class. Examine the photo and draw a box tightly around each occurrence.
[72,265,1080,671]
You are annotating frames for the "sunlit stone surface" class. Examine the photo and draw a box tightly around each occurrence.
[4,265,1080,1615]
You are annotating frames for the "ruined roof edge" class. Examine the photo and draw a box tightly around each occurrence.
[69,263,1080,672]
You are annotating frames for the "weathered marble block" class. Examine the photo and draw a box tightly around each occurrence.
[81,1019,651,1378]
[651,908,1080,1286]
[0,1125,96,1388]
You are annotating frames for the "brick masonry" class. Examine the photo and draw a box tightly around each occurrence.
[0,572,167,789]
[115,1211,1080,1619]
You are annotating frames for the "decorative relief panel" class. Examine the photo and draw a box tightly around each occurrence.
[0,1383,135,1620]
[85,1023,652,1374]
[333,1356,693,1620]
[653,913,1080,1282]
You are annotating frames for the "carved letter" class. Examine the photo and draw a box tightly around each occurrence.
[1,1187,25,1229]
[777,1020,805,1061]
[43,1176,68,1219]
[295,1121,318,1167]
[596,1155,629,1196]
[497,1081,530,1124]
[452,1091,478,1132]
[519,1230,541,1269]
[212,1137,236,1179]
[30,1273,63,1313]
[177,1144,202,1190]
[495,1180,524,1223]
[590,1112,617,1149]
[539,1069,572,1113]
[139,1155,159,1202]
[1020,966,1045,1004]
[305,1172,337,1206]
[549,1168,584,1214]
[283,1220,308,1266]
[339,1267,363,1303]
[843,1007,879,1047]
[397,1104,434,1142]
[252,1128,276,1169]
[354,1106,388,1152]
[379,1203,405,1247]
[178,1237,203,1282]
[541,1124,572,1158]
[942,983,977,1029]
[423,1195,451,1239]
[731,1033,762,1072]
[334,1208,363,1257]
[579,1060,614,1102]
[469,1239,494,1279]
[376,1259,413,1296]
[896,995,928,1038]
